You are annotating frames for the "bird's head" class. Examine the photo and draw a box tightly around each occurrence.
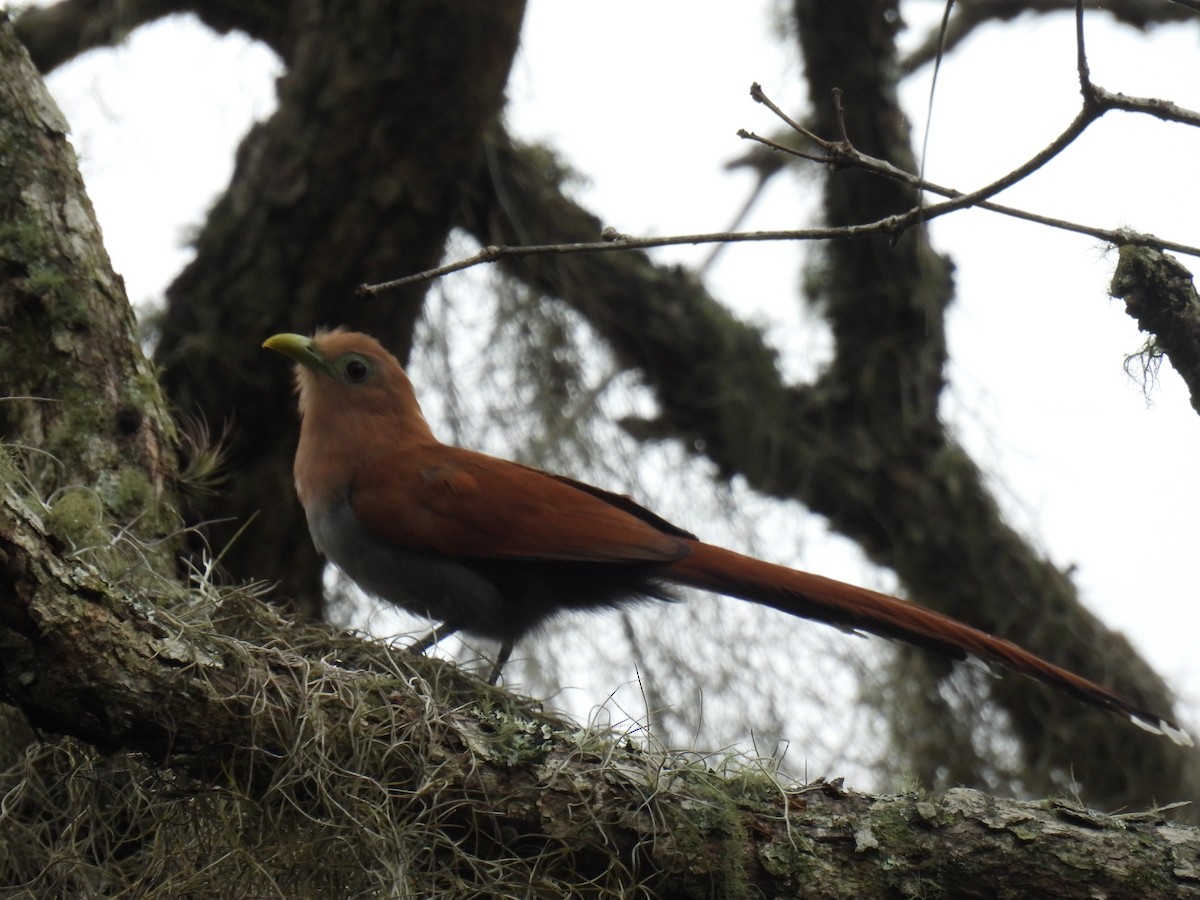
[263,329,434,441]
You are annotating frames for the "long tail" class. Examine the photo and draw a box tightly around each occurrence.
[668,542,1193,746]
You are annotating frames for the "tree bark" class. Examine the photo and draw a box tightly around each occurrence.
[0,5,184,769]
[0,9,179,567]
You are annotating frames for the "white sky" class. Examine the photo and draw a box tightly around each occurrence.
[38,1,1200,763]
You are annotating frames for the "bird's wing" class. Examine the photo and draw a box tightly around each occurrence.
[349,444,694,563]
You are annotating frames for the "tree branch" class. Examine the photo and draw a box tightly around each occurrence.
[902,0,1196,72]
[1111,246,1200,413]
[1,470,1197,895]
[14,0,293,71]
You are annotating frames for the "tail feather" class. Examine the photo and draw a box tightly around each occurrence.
[668,542,1193,747]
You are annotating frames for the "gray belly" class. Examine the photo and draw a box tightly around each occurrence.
[308,499,508,635]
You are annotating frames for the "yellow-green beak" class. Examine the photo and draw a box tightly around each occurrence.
[263,333,322,369]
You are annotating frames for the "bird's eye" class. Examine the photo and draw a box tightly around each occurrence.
[343,357,370,383]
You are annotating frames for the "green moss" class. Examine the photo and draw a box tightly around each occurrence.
[45,405,105,473]
[653,763,758,899]
[24,261,71,296]
[107,467,153,518]
[45,487,106,550]
[122,364,174,422]
[472,702,560,766]
[724,766,786,811]
[0,212,91,325]
[0,220,50,259]
[759,832,813,878]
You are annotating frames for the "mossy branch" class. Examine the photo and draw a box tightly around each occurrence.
[1111,246,1200,414]
[1,466,1197,896]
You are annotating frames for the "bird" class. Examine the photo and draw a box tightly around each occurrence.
[264,328,1192,745]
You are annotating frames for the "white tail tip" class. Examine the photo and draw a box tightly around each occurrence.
[1130,714,1194,747]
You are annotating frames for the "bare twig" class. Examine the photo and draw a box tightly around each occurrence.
[358,226,875,294]
[362,70,1200,296]
[749,82,821,143]
[1075,0,1094,91]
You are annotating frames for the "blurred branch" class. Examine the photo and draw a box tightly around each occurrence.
[14,0,293,71]
[14,0,185,71]
[903,0,1197,72]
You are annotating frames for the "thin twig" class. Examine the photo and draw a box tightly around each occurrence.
[1092,87,1200,127]
[749,82,822,144]
[1075,0,1093,93]
[358,227,880,294]
[360,74,1200,296]
[741,107,1197,256]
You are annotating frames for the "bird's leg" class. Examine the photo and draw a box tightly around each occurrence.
[487,639,514,685]
[409,623,457,654]
[410,625,510,686]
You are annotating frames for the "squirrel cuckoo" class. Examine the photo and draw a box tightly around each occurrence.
[265,329,1191,745]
